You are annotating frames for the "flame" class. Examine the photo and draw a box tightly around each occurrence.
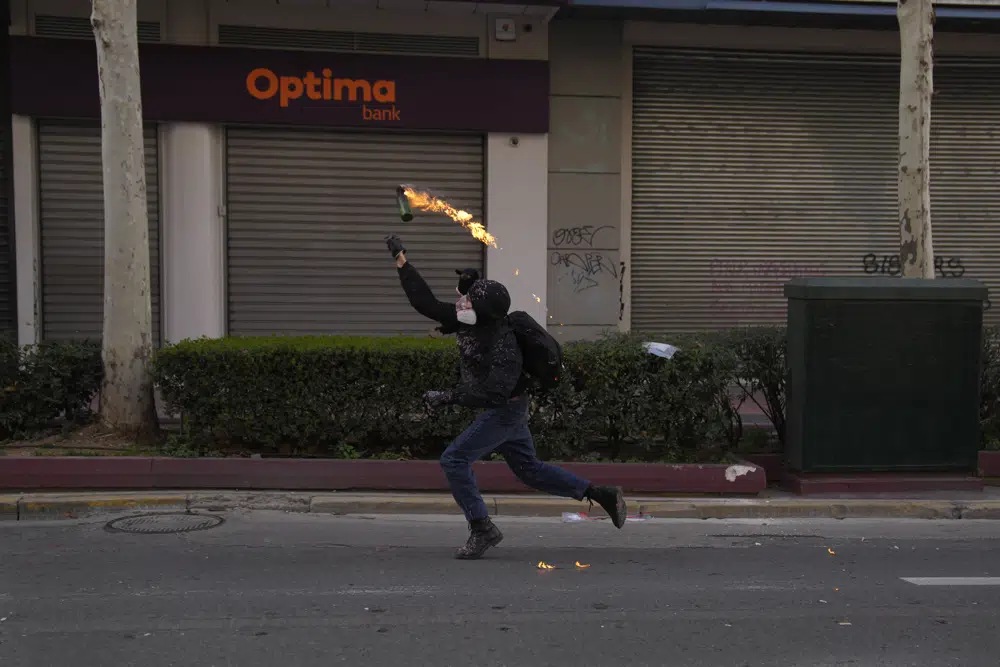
[827,548,836,556]
[403,187,498,248]
[575,561,591,569]
[537,561,556,570]
[515,268,520,276]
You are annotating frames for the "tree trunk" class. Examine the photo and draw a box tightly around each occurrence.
[91,0,157,437]
[897,0,935,278]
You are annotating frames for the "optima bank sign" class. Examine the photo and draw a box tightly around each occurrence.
[246,67,400,122]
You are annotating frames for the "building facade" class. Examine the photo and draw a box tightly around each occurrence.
[4,0,1000,347]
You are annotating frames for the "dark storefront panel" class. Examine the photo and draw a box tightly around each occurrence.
[37,122,161,345]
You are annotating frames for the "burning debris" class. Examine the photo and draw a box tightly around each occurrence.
[534,560,591,570]
[401,185,498,248]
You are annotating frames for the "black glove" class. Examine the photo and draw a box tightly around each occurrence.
[385,235,406,259]
[423,390,451,410]
[455,268,480,296]
[435,321,461,336]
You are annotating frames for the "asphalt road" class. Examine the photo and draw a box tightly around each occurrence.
[2,511,1000,667]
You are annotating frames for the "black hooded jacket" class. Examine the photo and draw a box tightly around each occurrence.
[397,262,527,409]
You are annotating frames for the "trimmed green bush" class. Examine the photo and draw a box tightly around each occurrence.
[0,338,103,439]
[152,333,741,462]
[147,322,1000,458]
[718,326,787,446]
[529,334,740,462]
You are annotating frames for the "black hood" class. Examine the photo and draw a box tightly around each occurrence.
[467,279,511,324]
[455,268,480,296]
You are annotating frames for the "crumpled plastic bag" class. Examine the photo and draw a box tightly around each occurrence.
[642,342,680,359]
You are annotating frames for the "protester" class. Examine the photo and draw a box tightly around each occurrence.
[386,235,627,560]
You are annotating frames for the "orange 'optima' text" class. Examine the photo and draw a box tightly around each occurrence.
[246,68,397,108]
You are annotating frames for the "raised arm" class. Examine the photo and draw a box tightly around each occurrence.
[386,235,458,328]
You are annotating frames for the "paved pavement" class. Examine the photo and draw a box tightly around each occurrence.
[2,511,1000,666]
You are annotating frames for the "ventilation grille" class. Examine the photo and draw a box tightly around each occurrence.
[35,15,162,42]
[218,24,480,57]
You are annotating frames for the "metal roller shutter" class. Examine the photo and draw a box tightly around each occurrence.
[225,127,485,336]
[929,57,1000,319]
[38,122,162,344]
[630,47,1000,332]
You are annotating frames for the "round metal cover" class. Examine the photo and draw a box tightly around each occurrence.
[106,512,223,535]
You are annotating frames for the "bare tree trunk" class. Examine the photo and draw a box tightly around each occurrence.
[897,0,935,278]
[91,0,157,437]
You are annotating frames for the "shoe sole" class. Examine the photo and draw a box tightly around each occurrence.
[455,531,504,560]
[611,487,627,529]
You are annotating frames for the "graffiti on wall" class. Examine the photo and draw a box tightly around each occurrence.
[860,253,991,310]
[550,225,619,301]
[551,251,619,294]
[710,260,829,315]
[551,225,614,248]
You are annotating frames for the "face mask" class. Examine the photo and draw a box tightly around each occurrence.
[456,294,477,326]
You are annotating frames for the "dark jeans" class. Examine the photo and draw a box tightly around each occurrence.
[440,396,591,522]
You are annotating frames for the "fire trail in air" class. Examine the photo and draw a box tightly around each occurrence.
[402,186,498,248]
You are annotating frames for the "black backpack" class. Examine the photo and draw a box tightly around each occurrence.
[507,310,563,390]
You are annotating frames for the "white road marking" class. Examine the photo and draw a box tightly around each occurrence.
[901,577,1000,586]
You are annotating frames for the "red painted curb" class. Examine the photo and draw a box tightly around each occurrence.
[980,451,1000,478]
[0,457,155,490]
[783,471,984,495]
[741,453,783,483]
[0,457,766,495]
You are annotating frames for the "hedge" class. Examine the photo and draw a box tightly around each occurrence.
[151,333,743,462]
[148,323,1000,457]
[5,322,1000,455]
[0,337,103,439]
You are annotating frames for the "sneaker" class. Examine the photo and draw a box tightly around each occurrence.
[586,485,627,529]
[455,517,504,560]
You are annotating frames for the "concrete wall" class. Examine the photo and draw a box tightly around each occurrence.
[546,18,624,342]
[484,12,550,327]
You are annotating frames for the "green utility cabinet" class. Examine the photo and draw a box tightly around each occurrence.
[784,277,987,473]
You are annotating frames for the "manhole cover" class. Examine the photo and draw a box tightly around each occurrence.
[106,512,224,535]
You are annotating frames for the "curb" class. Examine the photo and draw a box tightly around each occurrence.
[0,457,767,495]
[638,499,964,520]
[4,492,1000,521]
[16,493,188,521]
[0,495,19,521]
[981,451,1000,478]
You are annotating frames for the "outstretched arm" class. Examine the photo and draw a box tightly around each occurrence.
[386,236,457,328]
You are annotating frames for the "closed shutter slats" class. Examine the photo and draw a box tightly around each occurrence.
[38,122,162,345]
[630,47,1000,331]
[225,127,485,336]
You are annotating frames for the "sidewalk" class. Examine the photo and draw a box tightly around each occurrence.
[4,488,1000,521]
